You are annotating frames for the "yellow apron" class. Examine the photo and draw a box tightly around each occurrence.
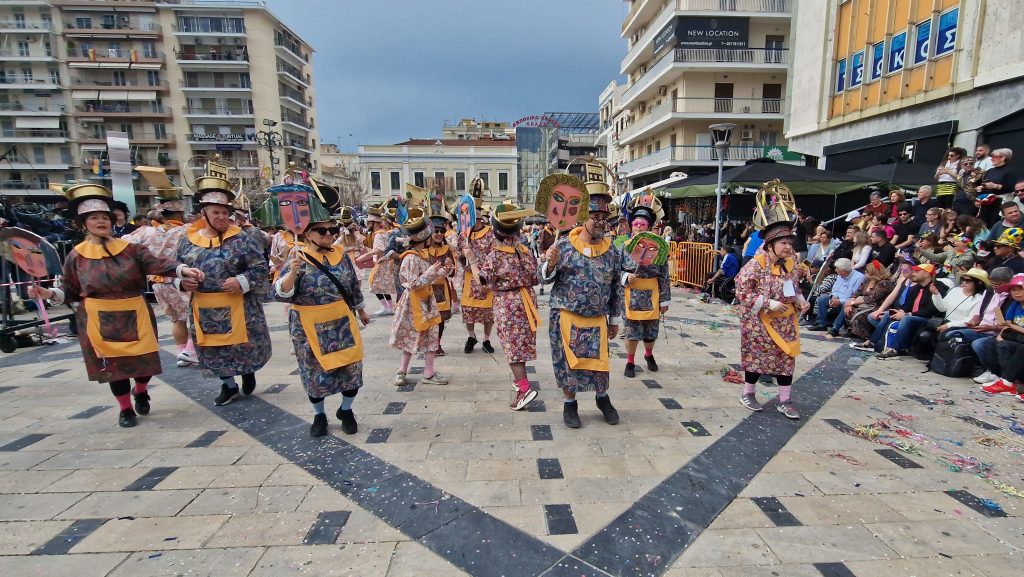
[83,295,159,359]
[558,310,609,371]
[410,285,443,331]
[460,270,494,308]
[759,303,800,357]
[520,287,540,333]
[292,300,363,370]
[191,291,248,347]
[625,277,660,321]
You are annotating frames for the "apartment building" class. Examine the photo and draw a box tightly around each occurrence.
[615,0,798,189]
[0,0,318,209]
[786,0,1024,170]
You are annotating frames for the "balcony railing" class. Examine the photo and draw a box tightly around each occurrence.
[179,79,251,89]
[0,20,54,31]
[619,145,773,175]
[620,97,784,142]
[0,48,54,58]
[174,48,249,62]
[72,78,169,89]
[187,133,256,143]
[0,102,64,112]
[63,21,162,33]
[276,62,309,85]
[75,104,171,115]
[281,113,312,128]
[623,47,788,104]
[0,129,69,139]
[0,77,60,87]
[183,106,254,115]
[67,48,164,61]
[79,132,174,143]
[274,36,306,62]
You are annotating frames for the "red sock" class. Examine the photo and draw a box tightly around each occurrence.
[115,394,133,411]
[134,378,150,395]
[627,353,635,364]
[644,349,654,358]
[515,378,530,393]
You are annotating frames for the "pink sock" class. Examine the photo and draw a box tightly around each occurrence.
[644,347,654,358]
[424,352,436,376]
[627,353,635,364]
[115,394,133,411]
[184,339,195,355]
[399,352,412,373]
[778,386,791,403]
[176,343,185,353]
[743,383,756,395]
[133,378,150,395]
[515,378,530,393]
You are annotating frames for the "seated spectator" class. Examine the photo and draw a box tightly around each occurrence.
[977,273,1024,401]
[990,228,1024,274]
[886,189,906,224]
[965,267,1015,383]
[862,191,888,219]
[869,213,895,241]
[699,246,740,303]
[807,227,839,265]
[846,260,899,341]
[892,204,919,251]
[987,202,1022,242]
[919,207,943,239]
[940,209,961,243]
[802,263,837,325]
[917,233,975,282]
[809,258,865,334]
[868,229,897,268]
[933,267,987,340]
[850,230,872,270]
[957,214,989,247]
[911,186,938,226]
[852,263,949,356]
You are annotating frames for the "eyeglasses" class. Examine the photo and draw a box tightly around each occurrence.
[309,226,340,236]
[589,213,609,222]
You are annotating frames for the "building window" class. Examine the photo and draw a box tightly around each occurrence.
[60,146,72,164]
[498,172,508,192]
[146,71,160,86]
[913,18,932,66]
[887,30,907,74]
[371,171,381,191]
[153,124,167,139]
[75,17,92,29]
[456,171,466,191]
[17,41,29,57]
[849,50,864,88]
[32,146,45,164]
[869,41,885,82]
[414,171,424,188]
[434,171,444,187]
[834,59,846,94]
[390,171,400,191]
[479,172,489,190]
[935,8,958,57]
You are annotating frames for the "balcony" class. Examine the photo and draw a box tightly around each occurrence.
[62,21,162,38]
[274,37,306,66]
[276,62,309,87]
[0,20,54,32]
[0,102,65,116]
[0,48,57,62]
[279,87,311,110]
[71,79,169,97]
[0,129,69,143]
[619,144,783,177]
[618,97,785,144]
[182,105,254,119]
[175,47,249,69]
[179,79,251,93]
[621,47,789,107]
[0,181,53,197]
[281,112,312,131]
[186,133,257,146]
[74,104,172,118]
[66,48,164,68]
[0,77,61,90]
[285,139,313,154]
[79,132,175,146]
[4,162,72,171]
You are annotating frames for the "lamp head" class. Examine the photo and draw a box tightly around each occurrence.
[709,123,737,146]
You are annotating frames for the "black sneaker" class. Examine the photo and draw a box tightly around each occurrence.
[214,384,240,406]
[241,373,256,395]
[645,354,658,372]
[596,395,619,425]
[481,340,495,354]
[118,408,137,428]
[310,413,328,437]
[133,392,150,416]
[807,325,829,332]
[624,363,636,378]
[563,400,581,428]
[464,336,478,354]
[337,409,357,435]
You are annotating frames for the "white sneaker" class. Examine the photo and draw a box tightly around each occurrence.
[372,309,389,317]
[176,350,197,363]
[973,371,997,384]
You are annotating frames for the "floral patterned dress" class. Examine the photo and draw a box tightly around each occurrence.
[275,247,365,398]
[849,279,897,339]
[456,226,495,324]
[176,223,272,378]
[619,246,671,342]
[389,249,447,353]
[368,229,397,296]
[480,238,539,364]
[542,229,622,394]
[60,240,181,383]
[126,221,191,322]
[734,254,803,376]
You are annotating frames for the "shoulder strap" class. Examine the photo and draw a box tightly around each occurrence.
[299,252,355,308]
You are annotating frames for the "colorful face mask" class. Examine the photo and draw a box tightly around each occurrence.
[548,183,584,231]
[9,237,48,277]
[625,232,669,266]
[277,189,312,235]
[0,228,59,278]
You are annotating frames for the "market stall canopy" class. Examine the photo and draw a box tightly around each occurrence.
[848,162,938,189]
[662,161,881,198]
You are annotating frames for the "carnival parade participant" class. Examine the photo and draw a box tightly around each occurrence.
[177,176,272,406]
[390,209,451,386]
[275,211,369,437]
[358,204,398,316]
[427,213,457,356]
[334,206,366,267]
[734,183,810,419]
[29,184,204,427]
[619,204,671,378]
[457,200,496,354]
[541,176,622,428]
[479,201,541,411]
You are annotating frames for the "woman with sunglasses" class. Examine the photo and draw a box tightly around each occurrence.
[276,214,369,437]
[936,147,967,208]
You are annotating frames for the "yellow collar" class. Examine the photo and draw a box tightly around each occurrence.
[495,243,529,255]
[186,220,241,248]
[754,253,795,276]
[399,248,430,261]
[568,227,611,258]
[428,245,450,257]
[302,245,343,266]
[75,238,129,260]
[470,226,491,241]
[163,220,184,229]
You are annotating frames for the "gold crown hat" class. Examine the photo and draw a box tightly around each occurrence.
[334,206,354,226]
[491,200,538,236]
[629,188,665,222]
[754,179,800,244]
[401,207,433,242]
[429,211,451,230]
[193,175,236,209]
[64,183,115,217]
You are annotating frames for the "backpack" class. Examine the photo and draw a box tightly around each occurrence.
[928,337,976,378]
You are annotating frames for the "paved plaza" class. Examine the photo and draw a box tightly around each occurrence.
[0,287,1022,577]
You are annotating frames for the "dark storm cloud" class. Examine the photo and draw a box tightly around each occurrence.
[263,0,625,147]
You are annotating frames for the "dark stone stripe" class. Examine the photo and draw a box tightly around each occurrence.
[904,393,949,406]
[366,428,392,444]
[692,341,707,347]
[0,386,16,394]
[544,504,578,535]
[823,418,856,434]
[874,448,923,469]
[526,366,536,374]
[527,400,547,413]
[537,458,564,480]
[264,383,289,394]
[303,510,351,544]
[186,430,226,448]
[709,351,726,358]
[956,415,1000,431]
[409,367,424,374]
[31,518,107,555]
[289,368,299,375]
[529,380,540,391]
[945,489,1008,518]
[397,383,416,392]
[814,562,857,577]
[68,406,111,420]
[0,433,50,452]
[803,351,818,358]
[862,376,888,386]
[681,422,711,437]
[123,467,178,491]
[751,496,802,526]
[383,402,406,415]
[659,398,683,410]
[36,369,68,379]
[568,346,861,577]
[531,424,553,441]
[642,379,662,389]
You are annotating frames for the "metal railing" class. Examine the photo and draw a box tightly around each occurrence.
[75,104,170,114]
[0,20,54,31]
[0,130,69,139]
[669,241,716,288]
[178,79,250,89]
[276,62,308,84]
[623,47,788,103]
[182,105,254,115]
[275,36,305,61]
[0,102,63,112]
[281,112,312,128]
[0,48,54,58]
[68,48,164,60]
[174,48,249,62]
[0,77,60,87]
[79,132,174,141]
[63,21,161,32]
[620,97,784,142]
[73,78,169,88]
[279,86,308,102]
[619,145,769,174]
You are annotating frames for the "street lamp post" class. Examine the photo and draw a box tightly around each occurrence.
[255,119,283,182]
[709,123,736,254]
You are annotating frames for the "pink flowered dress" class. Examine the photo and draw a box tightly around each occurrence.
[480,238,539,364]
[734,254,802,376]
[389,249,447,353]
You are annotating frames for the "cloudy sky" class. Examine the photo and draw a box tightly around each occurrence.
[263,0,627,149]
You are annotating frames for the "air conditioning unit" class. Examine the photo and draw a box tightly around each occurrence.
[740,130,754,140]
[117,15,129,25]
[658,85,667,96]
[631,33,639,43]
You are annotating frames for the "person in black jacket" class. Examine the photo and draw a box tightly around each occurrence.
[976,148,1017,225]
[990,227,1024,274]
[868,263,949,358]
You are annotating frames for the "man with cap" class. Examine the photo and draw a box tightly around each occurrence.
[275,207,369,437]
[176,175,272,406]
[542,176,623,428]
[390,209,451,386]
[990,228,1024,274]
[619,202,671,378]
[457,200,497,354]
[29,184,204,427]
[427,212,457,355]
[479,201,541,410]
[870,262,949,359]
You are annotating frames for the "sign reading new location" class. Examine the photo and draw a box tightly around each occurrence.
[653,16,750,54]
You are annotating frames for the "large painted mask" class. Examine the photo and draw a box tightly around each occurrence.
[0,228,61,278]
[255,184,329,235]
[277,188,312,235]
[625,232,669,267]
[535,174,589,232]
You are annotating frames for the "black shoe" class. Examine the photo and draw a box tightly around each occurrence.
[596,394,619,425]
[118,408,137,428]
[624,363,636,378]
[464,336,478,353]
[807,325,829,332]
[310,413,328,437]
[645,354,658,372]
[241,373,256,395]
[214,384,240,406]
[337,409,357,435]
[827,328,840,337]
[563,400,581,428]
[482,340,495,354]
[133,392,150,415]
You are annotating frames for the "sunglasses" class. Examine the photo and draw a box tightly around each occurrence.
[309,226,340,236]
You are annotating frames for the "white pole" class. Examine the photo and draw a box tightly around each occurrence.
[713,144,726,252]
